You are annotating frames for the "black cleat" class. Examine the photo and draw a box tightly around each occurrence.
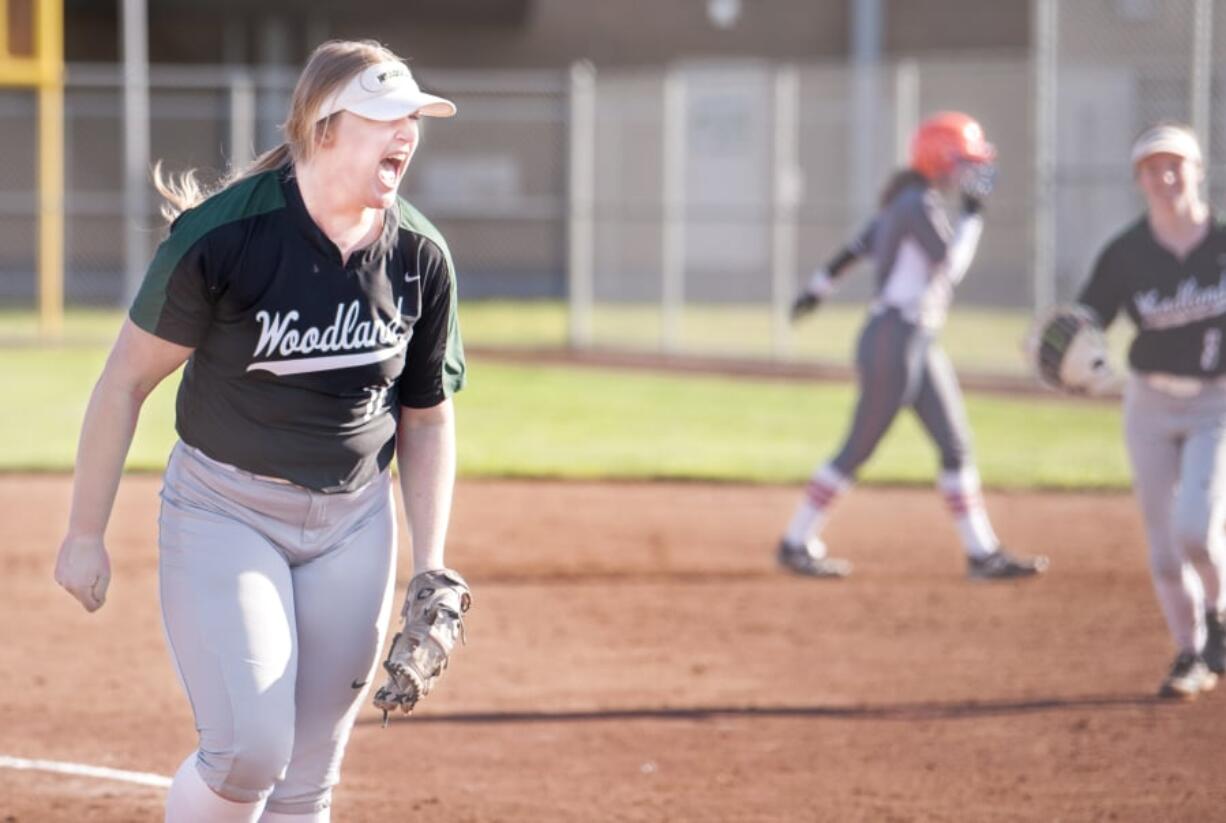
[966,547,1049,581]
[1204,610,1226,675]
[777,539,852,578]
[1159,650,1218,700]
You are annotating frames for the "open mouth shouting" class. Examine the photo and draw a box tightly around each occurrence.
[377,151,410,190]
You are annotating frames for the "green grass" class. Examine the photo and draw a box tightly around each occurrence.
[456,360,1127,489]
[440,299,1134,378]
[0,305,129,343]
[430,300,1067,376]
[3,300,1133,377]
[0,303,1130,488]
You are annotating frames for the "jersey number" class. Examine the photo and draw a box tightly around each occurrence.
[363,386,390,422]
[1202,329,1222,372]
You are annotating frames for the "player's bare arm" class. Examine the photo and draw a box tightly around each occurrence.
[54,321,192,612]
[374,397,470,719]
[396,397,457,573]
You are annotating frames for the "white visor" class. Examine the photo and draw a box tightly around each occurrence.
[1130,125,1202,167]
[315,61,456,123]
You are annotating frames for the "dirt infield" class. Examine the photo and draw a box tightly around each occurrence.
[2,475,1223,822]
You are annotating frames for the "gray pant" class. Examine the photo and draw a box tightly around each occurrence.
[832,308,973,477]
[158,442,397,815]
[1124,376,1226,653]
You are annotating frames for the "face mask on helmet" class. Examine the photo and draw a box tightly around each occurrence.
[955,160,997,199]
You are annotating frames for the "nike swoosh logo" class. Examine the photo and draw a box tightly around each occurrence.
[351,679,368,689]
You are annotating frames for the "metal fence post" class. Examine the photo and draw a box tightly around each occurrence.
[850,0,883,219]
[566,60,595,349]
[661,66,686,353]
[121,0,150,303]
[1031,0,1058,315]
[1191,0,1213,192]
[893,59,919,165]
[228,68,256,169]
[771,64,800,358]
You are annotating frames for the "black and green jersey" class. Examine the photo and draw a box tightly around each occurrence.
[130,166,465,493]
[1079,215,1226,378]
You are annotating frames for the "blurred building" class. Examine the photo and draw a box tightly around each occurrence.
[64,1,1030,68]
[4,0,1218,363]
[2,0,1038,310]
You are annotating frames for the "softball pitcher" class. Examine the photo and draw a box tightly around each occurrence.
[780,111,1048,581]
[1073,123,1226,699]
[52,40,468,821]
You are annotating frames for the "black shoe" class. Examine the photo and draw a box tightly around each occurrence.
[1159,650,1218,699]
[1204,610,1226,675]
[966,547,1049,581]
[776,539,852,578]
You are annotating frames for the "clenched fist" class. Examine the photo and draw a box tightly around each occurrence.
[54,535,111,612]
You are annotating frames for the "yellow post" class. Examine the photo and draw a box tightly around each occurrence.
[0,0,65,337]
[0,1,45,88]
[37,0,64,339]
[38,85,63,337]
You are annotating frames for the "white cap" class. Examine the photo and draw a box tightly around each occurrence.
[315,61,456,123]
[1130,125,1202,167]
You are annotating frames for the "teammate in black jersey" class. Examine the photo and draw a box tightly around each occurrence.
[54,40,465,819]
[1077,123,1226,699]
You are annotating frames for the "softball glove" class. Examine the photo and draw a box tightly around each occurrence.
[374,568,471,723]
[1027,304,1115,395]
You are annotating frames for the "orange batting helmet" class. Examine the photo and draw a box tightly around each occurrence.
[909,112,996,181]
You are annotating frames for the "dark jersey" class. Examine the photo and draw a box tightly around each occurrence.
[130,167,466,493]
[831,181,979,329]
[1078,215,1226,378]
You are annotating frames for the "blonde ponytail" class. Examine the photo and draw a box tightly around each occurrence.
[152,39,402,224]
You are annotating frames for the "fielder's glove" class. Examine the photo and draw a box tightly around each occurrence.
[374,568,472,724]
[1026,304,1116,395]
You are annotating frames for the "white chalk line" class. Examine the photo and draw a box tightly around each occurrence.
[0,754,172,789]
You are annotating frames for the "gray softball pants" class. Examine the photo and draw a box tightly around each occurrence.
[1124,376,1226,653]
[831,307,973,477]
[158,442,397,815]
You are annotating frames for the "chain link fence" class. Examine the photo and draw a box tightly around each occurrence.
[0,64,569,305]
[575,57,1033,357]
[0,88,41,300]
[1042,0,1226,305]
[4,5,1226,371]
